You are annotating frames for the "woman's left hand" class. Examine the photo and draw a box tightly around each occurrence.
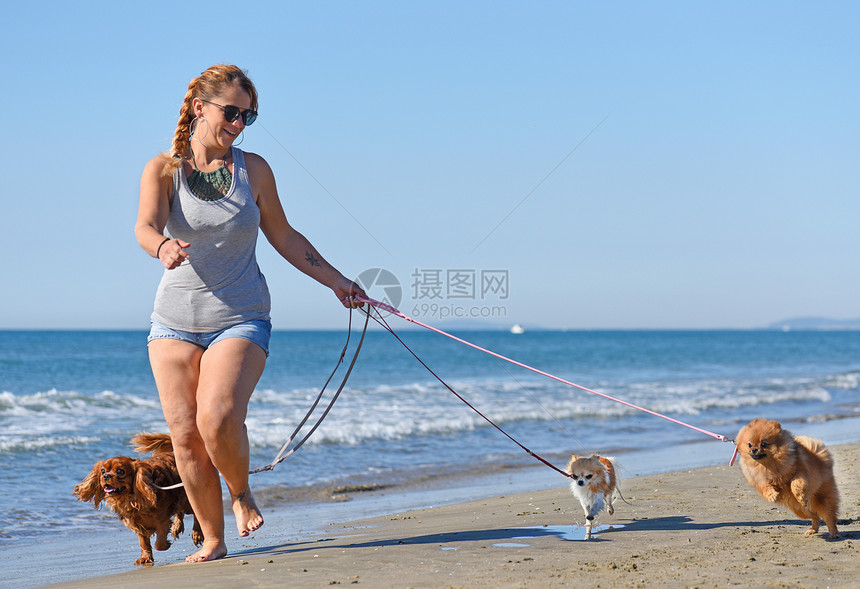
[333,278,367,308]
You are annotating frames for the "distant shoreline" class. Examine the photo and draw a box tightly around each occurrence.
[766,317,860,331]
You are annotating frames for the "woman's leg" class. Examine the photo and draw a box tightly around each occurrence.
[148,339,228,562]
[196,337,267,537]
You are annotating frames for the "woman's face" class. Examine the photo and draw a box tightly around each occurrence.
[194,85,253,150]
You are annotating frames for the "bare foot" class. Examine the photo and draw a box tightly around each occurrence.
[232,487,264,537]
[186,538,228,563]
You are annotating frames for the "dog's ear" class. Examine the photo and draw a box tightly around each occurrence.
[74,461,106,506]
[566,455,580,473]
[133,464,158,507]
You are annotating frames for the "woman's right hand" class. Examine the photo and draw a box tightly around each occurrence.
[158,239,191,269]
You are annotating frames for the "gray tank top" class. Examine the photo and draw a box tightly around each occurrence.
[151,147,271,332]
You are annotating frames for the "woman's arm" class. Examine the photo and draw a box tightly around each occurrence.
[135,157,190,269]
[249,153,365,308]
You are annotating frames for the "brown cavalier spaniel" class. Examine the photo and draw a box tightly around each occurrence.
[74,433,203,565]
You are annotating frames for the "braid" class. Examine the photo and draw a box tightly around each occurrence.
[160,64,258,177]
[160,80,198,176]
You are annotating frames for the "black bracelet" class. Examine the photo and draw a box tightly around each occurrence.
[155,237,170,259]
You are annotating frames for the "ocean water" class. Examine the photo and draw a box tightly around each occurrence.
[2,327,860,585]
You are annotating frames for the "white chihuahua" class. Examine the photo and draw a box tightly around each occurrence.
[566,454,619,539]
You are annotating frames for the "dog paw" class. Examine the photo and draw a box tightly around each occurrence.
[134,555,154,566]
[171,518,185,538]
[155,539,171,551]
[803,528,817,536]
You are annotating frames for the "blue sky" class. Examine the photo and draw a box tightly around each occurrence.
[1,1,857,330]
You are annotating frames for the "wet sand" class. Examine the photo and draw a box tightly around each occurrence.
[43,442,858,588]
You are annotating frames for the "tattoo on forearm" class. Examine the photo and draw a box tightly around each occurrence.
[305,251,322,268]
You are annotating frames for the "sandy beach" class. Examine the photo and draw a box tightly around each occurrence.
[42,442,858,589]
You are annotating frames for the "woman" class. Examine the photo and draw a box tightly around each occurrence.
[135,64,365,563]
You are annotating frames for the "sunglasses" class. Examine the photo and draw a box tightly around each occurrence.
[201,99,258,126]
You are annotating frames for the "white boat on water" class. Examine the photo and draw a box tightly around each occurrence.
[510,324,525,334]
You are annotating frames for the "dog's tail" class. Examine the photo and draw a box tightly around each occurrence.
[794,435,832,464]
[598,456,620,486]
[599,456,632,505]
[131,432,174,456]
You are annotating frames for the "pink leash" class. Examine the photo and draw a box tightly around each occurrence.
[356,295,739,465]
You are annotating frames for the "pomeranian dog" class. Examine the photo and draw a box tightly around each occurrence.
[566,454,619,539]
[736,418,839,538]
[74,433,203,565]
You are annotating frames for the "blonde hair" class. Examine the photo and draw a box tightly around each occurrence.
[160,64,259,176]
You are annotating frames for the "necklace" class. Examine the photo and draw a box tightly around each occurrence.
[187,149,233,201]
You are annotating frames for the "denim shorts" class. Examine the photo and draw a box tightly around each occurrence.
[148,319,272,356]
